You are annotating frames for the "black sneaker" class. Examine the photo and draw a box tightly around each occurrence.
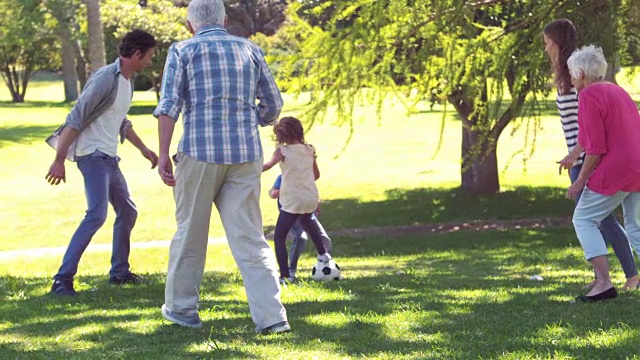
[109,272,141,285]
[51,279,77,296]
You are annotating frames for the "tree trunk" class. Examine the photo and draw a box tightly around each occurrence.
[461,125,500,194]
[60,29,79,102]
[72,39,88,90]
[1,65,24,102]
[85,0,106,72]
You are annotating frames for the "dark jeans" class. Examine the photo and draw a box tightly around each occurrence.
[288,218,333,274]
[274,210,328,278]
[570,165,637,278]
[54,151,138,281]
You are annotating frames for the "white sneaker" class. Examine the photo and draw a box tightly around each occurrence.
[317,253,332,263]
[255,321,291,334]
[161,304,203,329]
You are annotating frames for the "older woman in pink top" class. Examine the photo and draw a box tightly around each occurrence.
[568,45,640,302]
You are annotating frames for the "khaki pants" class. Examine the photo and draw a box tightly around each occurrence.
[164,153,287,329]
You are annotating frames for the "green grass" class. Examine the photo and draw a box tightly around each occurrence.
[3,229,640,359]
[0,78,602,251]
[2,75,640,358]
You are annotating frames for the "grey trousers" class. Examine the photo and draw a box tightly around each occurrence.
[164,153,287,329]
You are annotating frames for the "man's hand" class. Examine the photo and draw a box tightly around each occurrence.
[567,177,587,199]
[158,154,176,186]
[46,159,66,185]
[141,148,159,169]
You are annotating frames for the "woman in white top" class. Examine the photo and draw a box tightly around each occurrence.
[263,117,332,284]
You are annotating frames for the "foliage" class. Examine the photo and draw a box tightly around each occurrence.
[276,0,629,193]
[225,0,287,38]
[250,20,310,92]
[0,0,60,102]
[102,0,190,98]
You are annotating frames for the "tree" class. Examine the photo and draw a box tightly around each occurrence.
[225,0,287,37]
[279,0,628,194]
[0,0,59,102]
[44,0,83,102]
[102,0,190,99]
[85,0,106,72]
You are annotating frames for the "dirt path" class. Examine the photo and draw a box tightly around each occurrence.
[0,216,573,260]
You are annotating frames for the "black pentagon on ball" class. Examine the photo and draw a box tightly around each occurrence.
[312,267,317,275]
[322,266,332,275]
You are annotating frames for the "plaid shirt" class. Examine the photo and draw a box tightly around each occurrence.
[153,25,283,164]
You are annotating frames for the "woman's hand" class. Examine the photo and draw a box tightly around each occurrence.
[567,177,587,199]
[557,153,579,174]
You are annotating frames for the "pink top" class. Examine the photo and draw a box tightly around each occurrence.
[578,82,640,195]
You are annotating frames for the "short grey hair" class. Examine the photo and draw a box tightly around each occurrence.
[187,0,226,31]
[567,45,608,81]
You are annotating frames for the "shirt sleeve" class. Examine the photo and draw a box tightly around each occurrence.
[153,43,185,121]
[273,175,282,190]
[577,90,608,155]
[65,71,112,131]
[255,47,283,126]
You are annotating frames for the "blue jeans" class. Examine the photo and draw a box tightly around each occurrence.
[274,210,328,278]
[54,151,138,280]
[288,218,333,275]
[570,165,637,278]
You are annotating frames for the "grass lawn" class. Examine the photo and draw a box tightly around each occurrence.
[0,76,599,251]
[2,228,640,359]
[1,74,640,358]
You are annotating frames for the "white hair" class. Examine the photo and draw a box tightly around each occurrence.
[187,0,226,31]
[567,45,608,81]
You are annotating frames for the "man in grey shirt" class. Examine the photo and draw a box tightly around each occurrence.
[45,30,158,296]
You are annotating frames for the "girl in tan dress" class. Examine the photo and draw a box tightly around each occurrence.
[263,117,332,284]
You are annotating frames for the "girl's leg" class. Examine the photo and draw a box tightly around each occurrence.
[298,213,328,256]
[288,221,307,277]
[274,211,300,279]
[312,217,333,254]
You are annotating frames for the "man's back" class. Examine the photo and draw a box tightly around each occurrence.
[155,25,283,164]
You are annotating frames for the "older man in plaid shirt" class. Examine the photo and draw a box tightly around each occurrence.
[153,0,288,334]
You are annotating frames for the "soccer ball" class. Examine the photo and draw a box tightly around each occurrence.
[311,259,341,281]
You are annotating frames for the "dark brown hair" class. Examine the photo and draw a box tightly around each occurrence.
[543,19,578,95]
[274,116,305,144]
[118,29,156,58]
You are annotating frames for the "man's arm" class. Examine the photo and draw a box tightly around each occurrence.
[45,126,80,185]
[158,114,177,186]
[153,43,184,187]
[255,48,283,126]
[125,125,158,169]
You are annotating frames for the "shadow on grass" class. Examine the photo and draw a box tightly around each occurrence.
[0,100,69,108]
[2,227,640,358]
[0,124,58,148]
[314,186,575,231]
